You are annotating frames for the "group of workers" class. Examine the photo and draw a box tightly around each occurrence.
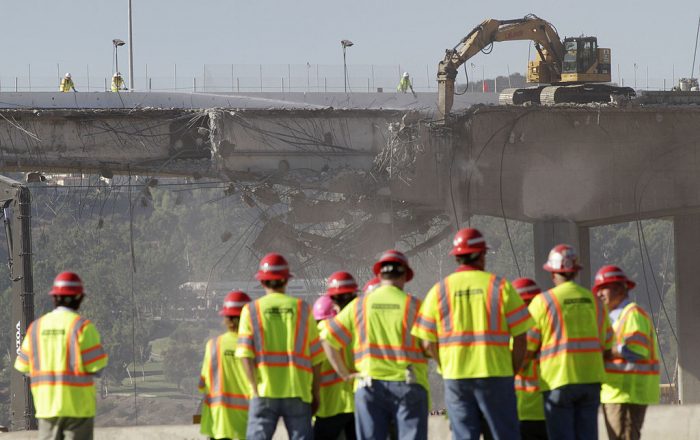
[14,226,660,440]
[58,72,125,93]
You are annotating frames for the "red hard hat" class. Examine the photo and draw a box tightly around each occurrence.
[255,253,292,281]
[362,277,381,294]
[542,244,582,273]
[372,250,414,282]
[592,265,636,294]
[219,290,251,317]
[511,277,542,301]
[326,271,358,296]
[313,295,338,320]
[49,271,84,296]
[450,228,488,256]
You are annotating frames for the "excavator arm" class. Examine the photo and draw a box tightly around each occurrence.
[437,15,565,117]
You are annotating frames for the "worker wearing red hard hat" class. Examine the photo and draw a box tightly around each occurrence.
[198,290,252,440]
[313,287,356,440]
[411,228,533,440]
[525,245,614,440]
[15,272,108,439]
[593,265,659,440]
[322,250,429,439]
[511,278,548,440]
[235,253,325,440]
[362,277,381,295]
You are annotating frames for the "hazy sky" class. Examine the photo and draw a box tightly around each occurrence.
[1,0,699,88]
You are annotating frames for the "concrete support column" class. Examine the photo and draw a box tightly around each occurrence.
[533,221,591,289]
[673,214,700,404]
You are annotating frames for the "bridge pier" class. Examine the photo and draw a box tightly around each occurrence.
[674,213,700,403]
[533,221,591,289]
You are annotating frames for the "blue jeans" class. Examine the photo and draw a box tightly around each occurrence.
[354,379,428,440]
[444,377,520,440]
[543,383,601,440]
[246,397,312,440]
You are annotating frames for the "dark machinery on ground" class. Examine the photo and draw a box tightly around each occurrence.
[437,14,636,116]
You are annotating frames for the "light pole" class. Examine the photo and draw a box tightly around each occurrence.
[128,0,134,90]
[341,39,353,93]
[113,39,125,74]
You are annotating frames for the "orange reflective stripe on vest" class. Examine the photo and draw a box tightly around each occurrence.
[248,300,312,371]
[515,365,540,392]
[538,290,603,361]
[437,275,510,347]
[354,294,426,363]
[604,305,659,375]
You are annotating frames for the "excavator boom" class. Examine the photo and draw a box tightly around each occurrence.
[437,15,565,117]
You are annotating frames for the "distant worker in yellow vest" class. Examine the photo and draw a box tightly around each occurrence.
[525,244,613,440]
[199,290,252,440]
[313,272,358,440]
[411,228,533,440]
[236,253,325,440]
[512,277,548,440]
[397,72,416,96]
[593,265,660,440]
[110,72,126,92]
[59,73,76,92]
[15,271,108,440]
[322,250,429,440]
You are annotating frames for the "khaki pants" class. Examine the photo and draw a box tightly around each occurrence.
[602,403,647,440]
[38,417,94,440]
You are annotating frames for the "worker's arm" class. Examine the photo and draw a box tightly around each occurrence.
[511,332,527,373]
[421,340,441,369]
[322,340,357,381]
[240,357,259,397]
[311,363,322,414]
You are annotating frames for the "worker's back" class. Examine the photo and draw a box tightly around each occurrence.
[527,281,610,391]
[236,293,323,403]
[15,308,107,418]
[316,321,354,418]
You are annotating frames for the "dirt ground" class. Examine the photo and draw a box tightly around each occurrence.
[95,394,201,427]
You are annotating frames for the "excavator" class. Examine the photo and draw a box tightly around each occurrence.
[437,14,635,117]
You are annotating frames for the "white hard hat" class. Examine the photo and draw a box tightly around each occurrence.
[403,72,409,78]
[113,72,121,77]
[64,73,71,78]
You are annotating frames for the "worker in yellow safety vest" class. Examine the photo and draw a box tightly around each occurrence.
[397,72,416,97]
[411,228,533,440]
[312,271,358,440]
[198,290,252,440]
[15,271,108,440]
[512,278,548,440]
[110,72,126,92]
[59,73,77,92]
[322,250,429,440]
[525,244,613,440]
[593,265,660,440]
[235,253,324,440]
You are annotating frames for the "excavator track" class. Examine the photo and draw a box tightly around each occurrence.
[498,86,547,105]
[540,84,635,105]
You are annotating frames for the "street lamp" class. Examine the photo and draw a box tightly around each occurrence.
[113,39,125,75]
[341,39,354,93]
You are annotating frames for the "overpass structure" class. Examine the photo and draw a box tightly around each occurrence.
[1,90,700,416]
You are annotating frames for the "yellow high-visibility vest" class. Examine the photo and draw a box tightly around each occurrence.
[59,78,74,92]
[601,302,660,404]
[527,281,613,391]
[235,293,325,403]
[515,358,545,421]
[14,308,108,418]
[111,77,124,92]
[411,267,534,378]
[322,285,430,393]
[198,331,250,439]
[316,321,354,418]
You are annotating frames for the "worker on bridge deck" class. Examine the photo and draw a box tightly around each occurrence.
[594,265,660,440]
[15,271,108,440]
[110,72,126,92]
[322,250,429,440]
[411,227,533,440]
[59,73,76,92]
[397,72,416,96]
[236,253,324,440]
[198,290,251,440]
[525,244,613,440]
[312,271,359,440]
